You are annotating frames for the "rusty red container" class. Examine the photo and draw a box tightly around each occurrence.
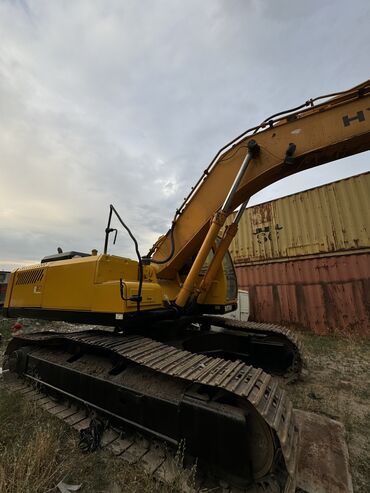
[235,252,370,336]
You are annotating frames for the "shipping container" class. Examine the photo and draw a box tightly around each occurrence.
[0,271,10,306]
[221,290,250,322]
[235,253,370,336]
[227,172,370,264]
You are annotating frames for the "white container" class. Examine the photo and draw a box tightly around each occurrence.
[225,290,249,321]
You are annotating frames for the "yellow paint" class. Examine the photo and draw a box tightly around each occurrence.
[176,211,227,307]
[5,255,164,314]
[153,83,370,280]
[5,253,232,315]
[197,222,238,303]
[43,256,96,310]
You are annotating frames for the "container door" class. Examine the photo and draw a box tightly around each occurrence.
[238,290,250,321]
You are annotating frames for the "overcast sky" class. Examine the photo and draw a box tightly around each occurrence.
[1,0,369,271]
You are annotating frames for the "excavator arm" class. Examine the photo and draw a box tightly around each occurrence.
[152,80,370,303]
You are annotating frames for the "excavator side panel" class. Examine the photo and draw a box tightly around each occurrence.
[3,254,164,322]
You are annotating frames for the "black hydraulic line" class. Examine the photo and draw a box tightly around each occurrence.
[103,206,114,254]
[143,219,176,264]
[253,100,314,134]
[104,204,143,312]
[181,83,370,205]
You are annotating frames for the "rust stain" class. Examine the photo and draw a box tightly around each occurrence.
[295,410,353,493]
[236,253,370,336]
[227,171,370,263]
[250,202,273,226]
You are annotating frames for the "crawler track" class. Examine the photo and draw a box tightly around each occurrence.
[4,329,299,492]
[2,374,202,490]
[2,375,287,493]
[197,316,305,380]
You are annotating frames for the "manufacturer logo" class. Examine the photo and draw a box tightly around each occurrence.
[342,109,370,127]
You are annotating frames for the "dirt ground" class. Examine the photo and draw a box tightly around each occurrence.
[1,316,369,492]
[284,330,370,493]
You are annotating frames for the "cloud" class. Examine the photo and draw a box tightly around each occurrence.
[0,0,369,271]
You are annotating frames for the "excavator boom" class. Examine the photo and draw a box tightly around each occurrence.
[152,80,370,281]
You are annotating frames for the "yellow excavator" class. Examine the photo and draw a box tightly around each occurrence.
[3,80,370,492]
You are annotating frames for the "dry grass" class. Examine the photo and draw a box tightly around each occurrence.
[0,387,191,493]
[284,330,370,493]
[0,317,195,493]
[0,391,70,493]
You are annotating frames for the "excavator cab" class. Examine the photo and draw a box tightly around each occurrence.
[197,247,238,312]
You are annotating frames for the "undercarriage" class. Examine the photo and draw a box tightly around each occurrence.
[3,317,303,492]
